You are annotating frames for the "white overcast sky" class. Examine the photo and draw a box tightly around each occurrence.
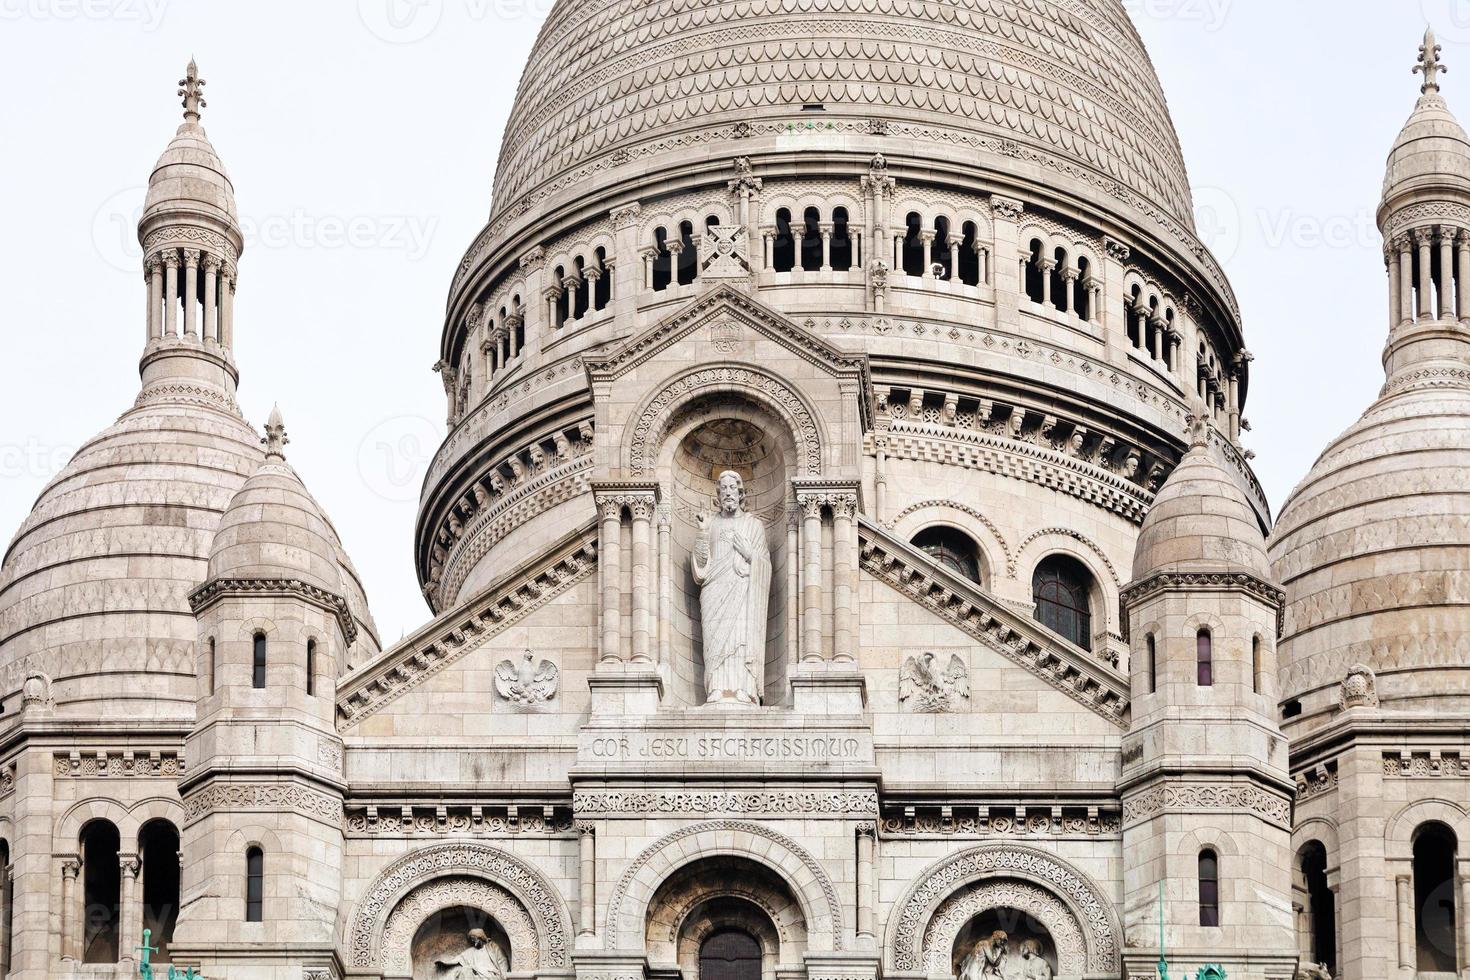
[0,0,1459,641]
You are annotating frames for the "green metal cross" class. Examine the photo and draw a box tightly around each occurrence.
[134,928,157,980]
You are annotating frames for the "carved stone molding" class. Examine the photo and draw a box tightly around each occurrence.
[348,842,571,969]
[53,751,183,778]
[606,819,843,950]
[887,843,1118,973]
[142,225,239,263]
[345,804,573,837]
[182,781,343,826]
[189,577,357,645]
[573,790,878,816]
[1121,781,1292,829]
[380,875,539,975]
[1383,751,1470,777]
[1120,571,1285,639]
[924,879,1088,975]
[1295,763,1338,801]
[880,805,1121,839]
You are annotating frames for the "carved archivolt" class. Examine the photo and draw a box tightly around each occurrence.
[886,844,1118,974]
[628,365,823,477]
[1016,527,1123,588]
[888,499,1013,576]
[923,879,1087,976]
[348,842,571,969]
[379,875,538,976]
[605,820,842,951]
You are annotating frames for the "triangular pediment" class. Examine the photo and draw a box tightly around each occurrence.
[585,284,871,420]
[858,517,1131,727]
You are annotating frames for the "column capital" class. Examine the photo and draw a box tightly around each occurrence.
[665,240,685,256]
[582,265,603,283]
[518,245,546,270]
[575,820,596,837]
[61,858,80,879]
[1060,266,1080,282]
[561,273,582,291]
[182,248,200,268]
[591,481,660,514]
[610,202,642,229]
[855,821,877,839]
[119,853,140,877]
[202,253,221,272]
[1414,226,1435,246]
[792,479,861,515]
[145,254,163,274]
[638,244,660,260]
[542,285,561,303]
[162,251,181,269]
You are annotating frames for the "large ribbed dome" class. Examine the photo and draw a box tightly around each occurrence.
[490,0,1195,228]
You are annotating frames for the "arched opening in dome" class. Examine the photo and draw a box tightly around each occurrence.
[1146,296,1161,360]
[959,221,981,286]
[677,220,698,286]
[772,209,795,273]
[0,838,9,975]
[1024,239,1045,303]
[511,294,525,351]
[1031,554,1094,651]
[1413,822,1458,972]
[1196,628,1213,687]
[80,819,121,962]
[1076,256,1092,319]
[933,216,952,279]
[653,228,673,291]
[667,410,794,706]
[1128,284,1144,348]
[903,212,925,277]
[306,638,318,696]
[552,264,570,324]
[1198,849,1220,926]
[573,256,590,320]
[139,819,180,962]
[1251,635,1263,695]
[910,525,982,585]
[594,247,611,310]
[831,207,852,271]
[1032,555,1094,650]
[410,905,512,980]
[1051,246,1069,312]
[1296,839,1336,975]
[799,207,822,272]
[952,909,1057,980]
[1164,308,1177,369]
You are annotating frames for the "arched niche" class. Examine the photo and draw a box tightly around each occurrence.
[933,886,1075,977]
[656,394,800,706]
[407,904,512,980]
[645,856,808,976]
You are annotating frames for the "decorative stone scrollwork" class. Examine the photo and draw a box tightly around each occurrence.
[348,842,570,970]
[886,843,1118,974]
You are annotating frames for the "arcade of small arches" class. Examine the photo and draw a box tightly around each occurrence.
[1385,223,1470,325]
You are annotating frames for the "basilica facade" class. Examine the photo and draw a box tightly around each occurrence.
[0,4,1467,980]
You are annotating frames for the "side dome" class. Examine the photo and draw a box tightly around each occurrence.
[1131,421,1270,581]
[490,0,1195,230]
[206,408,345,597]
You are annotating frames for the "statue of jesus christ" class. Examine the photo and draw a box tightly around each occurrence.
[692,471,771,705]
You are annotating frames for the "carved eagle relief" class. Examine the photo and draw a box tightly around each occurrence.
[494,651,559,706]
[899,651,970,713]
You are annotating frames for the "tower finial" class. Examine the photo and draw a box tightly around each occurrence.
[262,404,289,460]
[178,58,207,124]
[1415,27,1447,95]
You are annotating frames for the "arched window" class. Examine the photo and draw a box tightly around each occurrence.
[773,209,795,273]
[676,220,697,286]
[305,639,317,697]
[1031,555,1093,651]
[512,295,525,352]
[80,820,121,962]
[1075,256,1092,320]
[594,247,611,310]
[204,637,216,696]
[1145,634,1157,694]
[902,212,924,277]
[1196,628,1213,687]
[139,820,180,962]
[1051,247,1069,312]
[1414,823,1458,972]
[1127,285,1144,347]
[698,929,761,980]
[1024,239,1045,303]
[653,229,673,291]
[958,221,981,286]
[933,216,952,279]
[1251,636,1262,695]
[252,633,267,689]
[0,838,9,974]
[573,256,589,320]
[800,207,822,271]
[1299,841,1336,975]
[1198,849,1220,926]
[911,526,981,585]
[245,847,264,923]
[831,207,852,271]
[552,265,569,325]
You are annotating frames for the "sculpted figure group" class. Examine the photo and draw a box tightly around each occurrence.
[956,931,1053,980]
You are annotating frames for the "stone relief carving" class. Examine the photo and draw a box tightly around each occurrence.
[899,652,970,712]
[430,928,507,980]
[957,929,1009,979]
[1122,782,1291,828]
[692,471,771,706]
[1338,662,1378,709]
[700,224,753,279]
[494,651,558,706]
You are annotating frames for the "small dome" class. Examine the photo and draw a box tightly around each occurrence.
[1381,31,1470,211]
[142,60,239,231]
[1131,426,1270,581]
[206,409,345,597]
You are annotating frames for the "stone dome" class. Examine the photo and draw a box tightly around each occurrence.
[490,0,1195,229]
[143,61,239,231]
[1131,425,1270,581]
[206,410,345,597]
[0,400,262,718]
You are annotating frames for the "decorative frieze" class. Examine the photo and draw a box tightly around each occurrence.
[1383,751,1470,777]
[1295,763,1338,801]
[189,577,357,645]
[183,782,343,825]
[345,804,574,837]
[53,751,183,778]
[879,804,1121,838]
[573,790,878,817]
[1122,782,1292,828]
[1120,571,1285,640]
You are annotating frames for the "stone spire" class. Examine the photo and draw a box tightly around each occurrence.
[135,60,245,415]
[1415,27,1447,94]
[262,404,289,459]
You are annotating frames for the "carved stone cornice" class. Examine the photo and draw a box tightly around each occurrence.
[573,790,878,817]
[858,520,1128,725]
[345,804,574,837]
[1121,780,1292,829]
[189,577,357,645]
[339,525,598,728]
[182,780,344,827]
[1119,570,1285,640]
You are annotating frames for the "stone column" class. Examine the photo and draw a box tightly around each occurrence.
[629,493,655,664]
[1458,230,1470,321]
[202,254,219,344]
[799,493,824,663]
[666,240,684,286]
[1387,249,1400,332]
[60,859,79,963]
[1101,237,1130,340]
[1227,369,1241,442]
[873,434,888,524]
[762,229,774,270]
[507,314,524,359]
[162,252,180,337]
[544,286,561,330]
[1039,257,1055,305]
[1417,228,1434,320]
[600,260,616,311]
[146,255,162,342]
[583,265,603,313]
[852,229,862,267]
[1439,229,1456,320]
[657,503,672,666]
[892,232,903,272]
[221,266,236,349]
[562,274,580,323]
[786,505,801,668]
[948,238,960,281]
[856,824,876,943]
[820,223,833,272]
[577,823,596,939]
[919,231,937,280]
[119,853,140,967]
[640,245,658,290]
[1395,873,1412,969]
[831,493,857,664]
[1398,237,1415,324]
[597,497,623,664]
[1149,316,1166,361]
[182,249,199,338]
[1060,267,1078,314]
